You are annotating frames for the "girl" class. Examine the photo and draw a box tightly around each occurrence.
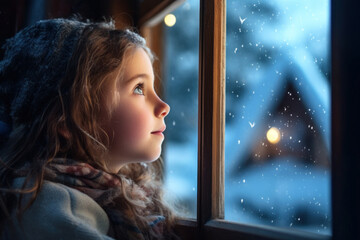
[0,18,177,239]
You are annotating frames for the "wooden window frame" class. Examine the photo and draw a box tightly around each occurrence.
[174,0,360,239]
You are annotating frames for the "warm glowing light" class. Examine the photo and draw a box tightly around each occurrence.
[164,14,176,27]
[267,127,281,144]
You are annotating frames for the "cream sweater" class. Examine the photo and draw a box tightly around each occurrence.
[2,179,114,240]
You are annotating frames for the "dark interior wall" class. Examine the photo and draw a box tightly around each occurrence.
[0,0,25,59]
[0,0,137,59]
[0,0,180,58]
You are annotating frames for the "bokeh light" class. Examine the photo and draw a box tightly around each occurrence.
[266,127,281,144]
[164,14,176,27]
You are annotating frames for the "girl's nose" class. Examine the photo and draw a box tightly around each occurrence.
[155,98,170,118]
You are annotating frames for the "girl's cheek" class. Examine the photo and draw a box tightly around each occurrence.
[113,107,150,144]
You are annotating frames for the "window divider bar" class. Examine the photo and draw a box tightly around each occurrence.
[198,0,215,228]
[197,0,226,233]
[211,0,226,220]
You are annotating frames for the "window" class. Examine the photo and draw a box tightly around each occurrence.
[144,0,360,239]
[224,0,331,235]
[162,0,200,219]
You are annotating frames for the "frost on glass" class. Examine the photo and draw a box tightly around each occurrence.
[162,0,199,219]
[225,0,331,235]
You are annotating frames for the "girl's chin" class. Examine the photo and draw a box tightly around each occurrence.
[107,148,162,166]
[141,154,162,163]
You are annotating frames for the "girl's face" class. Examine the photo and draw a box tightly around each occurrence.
[101,48,170,173]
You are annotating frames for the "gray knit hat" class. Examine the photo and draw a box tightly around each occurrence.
[0,18,114,137]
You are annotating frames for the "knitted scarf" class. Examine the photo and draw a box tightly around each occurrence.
[43,158,165,240]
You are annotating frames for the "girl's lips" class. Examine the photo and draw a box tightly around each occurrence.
[151,131,164,136]
[151,125,166,135]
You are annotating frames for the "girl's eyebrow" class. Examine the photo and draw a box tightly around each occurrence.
[125,73,153,84]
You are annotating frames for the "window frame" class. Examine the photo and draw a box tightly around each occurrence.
[173,0,360,239]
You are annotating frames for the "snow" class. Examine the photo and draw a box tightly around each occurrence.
[163,0,331,235]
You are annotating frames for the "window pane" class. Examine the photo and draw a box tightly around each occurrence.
[225,0,331,235]
[163,0,199,219]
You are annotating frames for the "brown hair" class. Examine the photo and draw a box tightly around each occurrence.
[0,21,176,238]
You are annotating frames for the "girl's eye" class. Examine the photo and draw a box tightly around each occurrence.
[134,84,144,95]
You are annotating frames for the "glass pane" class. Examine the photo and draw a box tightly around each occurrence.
[225,0,331,235]
[163,0,199,219]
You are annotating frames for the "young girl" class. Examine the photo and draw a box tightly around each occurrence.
[0,18,177,239]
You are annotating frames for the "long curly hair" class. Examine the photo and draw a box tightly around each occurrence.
[0,20,176,239]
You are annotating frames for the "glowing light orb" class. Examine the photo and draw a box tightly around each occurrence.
[266,127,281,144]
[164,14,176,27]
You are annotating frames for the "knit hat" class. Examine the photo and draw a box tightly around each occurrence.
[0,18,114,137]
